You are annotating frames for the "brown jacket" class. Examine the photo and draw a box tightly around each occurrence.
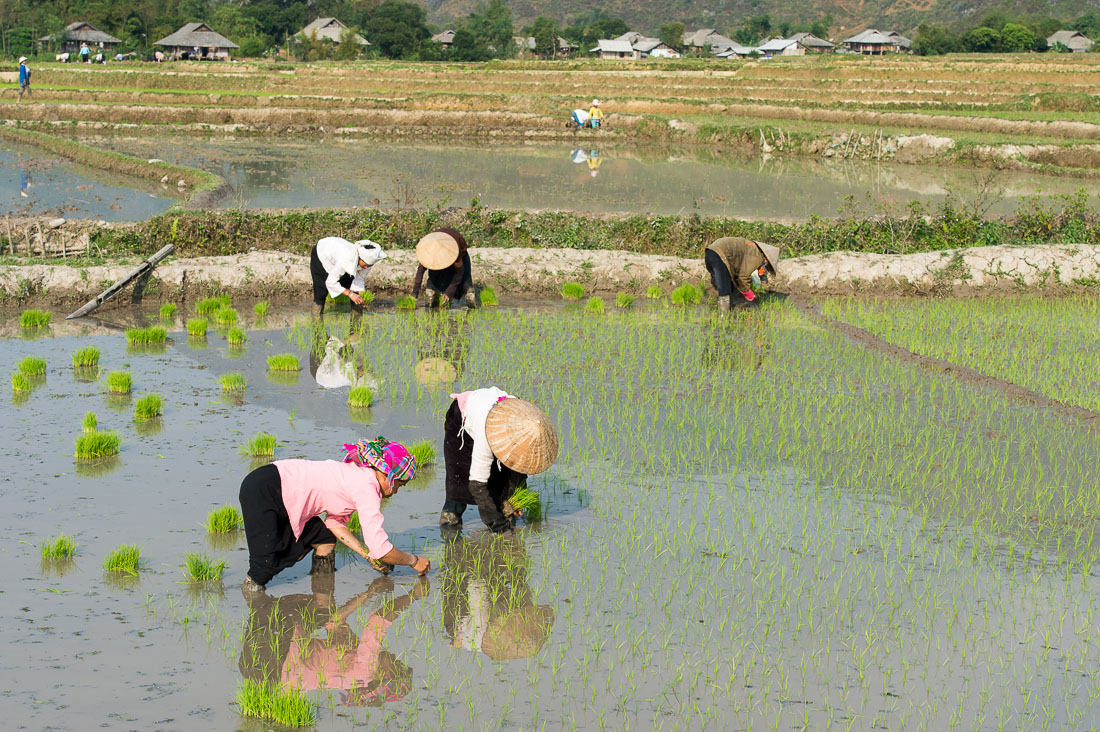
[706,237,765,294]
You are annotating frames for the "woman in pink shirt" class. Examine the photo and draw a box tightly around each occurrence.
[239,436,430,593]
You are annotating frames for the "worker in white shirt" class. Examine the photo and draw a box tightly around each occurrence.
[310,236,385,316]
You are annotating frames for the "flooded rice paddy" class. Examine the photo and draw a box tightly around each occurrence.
[71,135,1100,220]
[5,297,1100,730]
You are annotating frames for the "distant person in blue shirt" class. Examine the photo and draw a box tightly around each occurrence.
[18,57,32,102]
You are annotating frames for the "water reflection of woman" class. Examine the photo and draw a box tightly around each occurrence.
[701,313,773,373]
[413,313,471,387]
[239,574,427,705]
[308,334,380,391]
[442,533,554,661]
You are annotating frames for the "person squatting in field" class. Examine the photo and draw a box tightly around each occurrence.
[411,228,477,309]
[704,237,780,311]
[309,236,386,316]
[239,436,429,594]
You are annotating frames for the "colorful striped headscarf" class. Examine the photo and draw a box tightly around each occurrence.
[343,436,417,484]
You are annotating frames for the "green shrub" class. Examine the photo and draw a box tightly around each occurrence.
[18,356,46,376]
[72,346,100,368]
[561,282,585,300]
[133,393,164,421]
[75,431,121,459]
[267,354,300,371]
[206,505,244,533]
[20,309,51,328]
[103,544,141,575]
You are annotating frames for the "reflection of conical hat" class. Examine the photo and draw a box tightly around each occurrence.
[484,398,558,475]
[414,357,457,386]
[755,242,780,274]
[416,231,460,270]
[481,605,555,661]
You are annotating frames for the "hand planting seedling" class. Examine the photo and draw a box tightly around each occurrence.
[218,372,247,393]
[561,282,585,300]
[159,303,177,319]
[75,430,120,460]
[105,370,132,394]
[266,354,300,371]
[507,487,543,522]
[205,505,244,533]
[241,432,277,457]
[186,317,208,337]
[71,346,100,368]
[103,544,141,576]
[40,534,77,560]
[133,393,164,421]
[183,552,227,582]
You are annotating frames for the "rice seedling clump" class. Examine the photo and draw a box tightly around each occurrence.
[267,354,300,371]
[360,291,376,305]
[18,356,46,376]
[646,285,663,300]
[206,505,244,533]
[347,386,374,408]
[218,372,247,393]
[236,680,316,727]
[214,307,238,326]
[253,300,269,318]
[133,393,164,421]
[195,296,224,315]
[103,544,141,575]
[125,327,167,345]
[670,283,703,306]
[11,371,30,392]
[186,318,208,336]
[106,371,132,394]
[227,327,247,345]
[561,282,585,300]
[20,309,52,328]
[75,431,121,459]
[82,411,97,433]
[408,439,437,467]
[479,286,499,306]
[584,296,605,314]
[40,534,77,560]
[71,346,100,368]
[183,553,227,582]
[616,293,637,308]
[159,303,177,319]
[395,295,417,310]
[509,487,543,521]
[241,432,277,457]
[347,511,361,533]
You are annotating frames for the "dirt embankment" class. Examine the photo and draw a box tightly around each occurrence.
[3,243,1099,307]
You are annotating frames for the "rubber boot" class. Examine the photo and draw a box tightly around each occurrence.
[464,291,477,309]
[241,575,267,600]
[310,552,336,575]
[311,302,324,317]
[439,510,462,526]
[718,295,732,312]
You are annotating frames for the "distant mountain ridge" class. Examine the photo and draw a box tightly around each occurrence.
[417,0,1098,37]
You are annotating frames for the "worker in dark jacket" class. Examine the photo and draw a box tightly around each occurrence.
[411,228,476,309]
[704,237,780,311]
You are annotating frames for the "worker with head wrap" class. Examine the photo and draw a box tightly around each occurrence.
[310,236,386,316]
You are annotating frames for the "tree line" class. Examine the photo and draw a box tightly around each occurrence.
[912,11,1100,55]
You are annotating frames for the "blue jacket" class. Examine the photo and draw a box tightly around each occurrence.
[19,63,29,85]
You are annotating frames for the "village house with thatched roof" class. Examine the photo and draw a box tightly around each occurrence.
[154,22,238,61]
[842,29,910,55]
[1047,30,1093,52]
[296,18,369,48]
[39,22,121,55]
[788,32,835,53]
[431,30,456,48]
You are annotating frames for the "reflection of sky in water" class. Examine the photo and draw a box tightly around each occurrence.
[0,146,175,221]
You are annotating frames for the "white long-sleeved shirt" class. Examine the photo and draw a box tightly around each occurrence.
[316,236,372,299]
[453,387,513,483]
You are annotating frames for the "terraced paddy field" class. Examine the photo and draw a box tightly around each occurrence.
[5,294,1100,730]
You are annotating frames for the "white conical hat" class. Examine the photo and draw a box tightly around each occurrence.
[484,398,558,475]
[756,242,780,273]
[416,231,460,270]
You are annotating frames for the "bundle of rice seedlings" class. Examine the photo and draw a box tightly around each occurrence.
[561,282,585,300]
[72,346,100,368]
[20,309,52,328]
[125,327,167,345]
[241,432,277,457]
[360,291,376,305]
[347,511,361,533]
[75,431,121,459]
[646,285,664,300]
[214,307,238,326]
[227,327,247,345]
[183,553,227,582]
[236,680,316,726]
[40,534,77,560]
[347,386,374,408]
[395,295,417,310]
[106,371,132,394]
[205,505,244,533]
[159,303,177,319]
[408,439,437,467]
[479,286,499,306]
[82,411,97,433]
[103,544,141,575]
[267,354,300,371]
[11,371,31,392]
[218,372,247,393]
[18,356,46,376]
[133,393,164,421]
[187,318,208,337]
[670,283,703,306]
[508,487,543,522]
[253,300,269,318]
[616,293,637,309]
[584,297,605,314]
[195,297,223,315]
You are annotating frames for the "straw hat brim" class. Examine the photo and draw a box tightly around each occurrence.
[414,357,457,386]
[756,242,780,274]
[481,605,555,661]
[484,398,558,475]
[416,232,460,270]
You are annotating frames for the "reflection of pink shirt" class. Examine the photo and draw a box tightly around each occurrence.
[275,459,394,558]
[282,615,391,690]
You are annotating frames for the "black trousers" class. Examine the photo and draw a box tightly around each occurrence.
[427,251,474,300]
[310,245,354,306]
[705,249,734,297]
[239,463,336,585]
[442,400,525,529]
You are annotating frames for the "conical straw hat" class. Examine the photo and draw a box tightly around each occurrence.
[484,398,558,475]
[416,231,460,270]
[414,357,457,386]
[756,242,780,274]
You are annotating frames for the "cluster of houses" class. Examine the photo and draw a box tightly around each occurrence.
[36,19,1095,62]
